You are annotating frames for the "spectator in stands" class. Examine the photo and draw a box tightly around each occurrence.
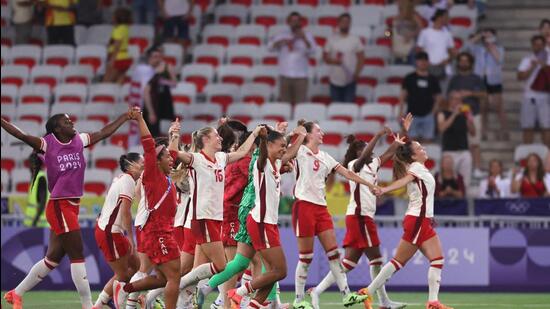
[511,153,549,198]
[517,35,550,145]
[10,0,34,44]
[468,29,508,140]
[420,0,453,24]
[159,0,194,60]
[143,61,177,137]
[132,0,157,25]
[435,154,466,198]
[76,0,102,27]
[103,8,132,84]
[437,91,475,188]
[44,0,77,45]
[268,12,317,104]
[539,19,550,46]
[447,51,486,178]
[478,159,511,198]
[392,0,424,65]
[323,13,364,103]
[417,9,455,80]
[399,51,442,142]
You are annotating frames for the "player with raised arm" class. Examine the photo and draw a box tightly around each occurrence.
[291,120,375,309]
[93,153,144,308]
[112,108,181,309]
[2,111,133,309]
[358,138,453,309]
[308,114,413,309]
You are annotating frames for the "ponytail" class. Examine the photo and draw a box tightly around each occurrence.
[190,127,215,152]
[257,127,283,171]
[297,119,315,144]
[342,135,366,169]
[393,141,414,179]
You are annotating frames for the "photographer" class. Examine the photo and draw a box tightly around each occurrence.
[468,28,508,140]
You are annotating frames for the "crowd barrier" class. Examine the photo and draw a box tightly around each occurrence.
[1,226,549,292]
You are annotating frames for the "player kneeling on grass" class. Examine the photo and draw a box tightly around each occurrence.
[359,140,453,309]
[93,153,144,308]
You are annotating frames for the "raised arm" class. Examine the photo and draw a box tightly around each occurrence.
[227,125,263,164]
[281,126,306,165]
[166,119,193,165]
[378,174,415,195]
[88,110,131,145]
[335,165,376,191]
[379,114,412,165]
[353,128,386,172]
[1,118,42,150]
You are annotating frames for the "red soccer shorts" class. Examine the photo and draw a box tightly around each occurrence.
[142,230,180,265]
[174,226,185,251]
[292,199,334,237]
[247,215,281,251]
[343,215,381,249]
[191,219,222,244]
[402,215,437,246]
[114,58,132,72]
[222,219,239,247]
[182,227,196,255]
[95,225,131,262]
[45,198,81,235]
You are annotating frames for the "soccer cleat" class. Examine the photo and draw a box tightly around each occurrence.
[292,299,313,309]
[379,300,408,309]
[4,290,23,309]
[357,288,373,309]
[210,297,223,309]
[306,288,320,309]
[343,292,369,307]
[113,281,128,309]
[228,288,242,309]
[426,301,453,309]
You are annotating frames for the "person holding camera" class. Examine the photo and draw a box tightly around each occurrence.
[268,12,317,105]
[468,28,508,141]
[437,91,476,189]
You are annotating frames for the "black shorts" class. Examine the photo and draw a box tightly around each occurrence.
[484,78,502,94]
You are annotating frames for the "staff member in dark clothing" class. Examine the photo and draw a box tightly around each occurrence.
[25,152,49,227]
[437,91,475,189]
[143,62,177,137]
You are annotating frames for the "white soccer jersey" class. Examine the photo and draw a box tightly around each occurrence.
[406,162,435,218]
[134,175,147,227]
[97,173,136,233]
[346,158,380,217]
[188,151,228,221]
[294,145,341,206]
[174,191,191,227]
[251,159,282,225]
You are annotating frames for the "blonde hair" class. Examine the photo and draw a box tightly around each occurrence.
[190,127,215,152]
[172,162,190,194]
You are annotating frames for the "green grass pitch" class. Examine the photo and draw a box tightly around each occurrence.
[2,291,550,308]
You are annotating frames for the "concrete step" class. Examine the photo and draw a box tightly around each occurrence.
[487,8,550,20]
[487,0,550,9]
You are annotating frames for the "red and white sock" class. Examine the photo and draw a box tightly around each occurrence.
[126,271,147,309]
[314,258,356,295]
[236,281,255,297]
[70,259,93,309]
[369,256,389,305]
[295,251,313,302]
[241,269,253,287]
[179,263,219,289]
[94,290,111,307]
[428,257,444,302]
[326,248,350,295]
[14,258,58,296]
[367,258,403,294]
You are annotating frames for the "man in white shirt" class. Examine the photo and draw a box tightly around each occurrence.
[323,13,364,103]
[268,12,317,104]
[10,0,34,44]
[517,35,550,145]
[417,9,455,80]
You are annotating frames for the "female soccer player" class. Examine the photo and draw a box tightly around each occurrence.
[359,140,453,309]
[225,125,306,308]
[2,112,132,309]
[93,153,143,309]
[309,114,412,309]
[168,120,264,295]
[113,109,181,309]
